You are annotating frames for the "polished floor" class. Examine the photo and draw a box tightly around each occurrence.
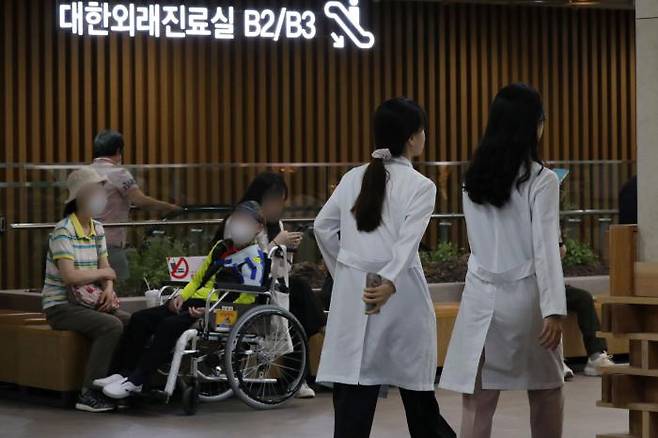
[0,375,626,438]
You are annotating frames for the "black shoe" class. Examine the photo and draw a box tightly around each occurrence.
[75,389,116,413]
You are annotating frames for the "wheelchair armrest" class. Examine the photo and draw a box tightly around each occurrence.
[158,285,180,304]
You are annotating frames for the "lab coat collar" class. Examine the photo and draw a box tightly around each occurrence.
[390,156,413,167]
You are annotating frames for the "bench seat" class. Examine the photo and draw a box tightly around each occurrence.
[0,310,89,391]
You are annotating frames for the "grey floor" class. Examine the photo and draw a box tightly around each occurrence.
[0,375,626,438]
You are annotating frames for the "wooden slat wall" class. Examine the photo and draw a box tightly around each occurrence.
[0,0,636,289]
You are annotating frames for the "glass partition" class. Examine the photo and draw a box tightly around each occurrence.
[1,160,636,291]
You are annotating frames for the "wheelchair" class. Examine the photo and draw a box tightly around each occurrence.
[153,245,309,415]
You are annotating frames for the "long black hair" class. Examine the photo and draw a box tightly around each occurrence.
[463,83,545,207]
[212,172,289,244]
[351,97,427,232]
[63,200,78,218]
[239,172,288,205]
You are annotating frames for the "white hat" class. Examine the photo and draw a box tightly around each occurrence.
[64,167,108,204]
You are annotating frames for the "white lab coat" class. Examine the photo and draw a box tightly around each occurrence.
[439,162,567,394]
[314,156,438,391]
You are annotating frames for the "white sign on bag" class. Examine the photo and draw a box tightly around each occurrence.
[57,0,376,49]
[167,256,206,282]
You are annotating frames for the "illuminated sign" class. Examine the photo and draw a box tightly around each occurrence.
[58,0,376,49]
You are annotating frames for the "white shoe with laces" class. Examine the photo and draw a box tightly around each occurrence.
[93,374,125,388]
[584,352,616,377]
[103,378,142,400]
[295,381,316,399]
[563,362,575,381]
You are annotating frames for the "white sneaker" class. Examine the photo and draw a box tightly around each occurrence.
[563,362,575,381]
[295,381,316,399]
[584,352,616,377]
[103,378,142,400]
[93,374,125,388]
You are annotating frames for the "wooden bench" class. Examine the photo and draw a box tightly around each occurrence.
[435,301,628,367]
[0,310,89,392]
[4,297,625,391]
[306,299,630,377]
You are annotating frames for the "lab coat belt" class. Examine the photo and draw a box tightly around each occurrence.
[467,255,535,284]
[337,248,389,273]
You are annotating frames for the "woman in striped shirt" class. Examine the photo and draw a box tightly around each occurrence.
[42,167,129,413]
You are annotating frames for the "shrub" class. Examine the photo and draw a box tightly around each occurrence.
[562,238,598,268]
[420,242,462,264]
[119,236,189,296]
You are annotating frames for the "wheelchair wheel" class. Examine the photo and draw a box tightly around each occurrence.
[224,305,308,410]
[195,346,234,402]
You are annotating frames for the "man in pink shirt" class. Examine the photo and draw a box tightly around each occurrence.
[90,130,180,281]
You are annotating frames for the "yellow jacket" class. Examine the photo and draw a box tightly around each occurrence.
[179,240,266,302]
[179,241,220,301]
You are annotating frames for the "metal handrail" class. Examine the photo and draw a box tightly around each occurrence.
[10,218,227,230]
[8,209,619,231]
[0,159,637,170]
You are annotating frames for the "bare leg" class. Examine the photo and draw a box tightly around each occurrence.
[460,353,500,438]
[528,387,564,438]
[461,389,500,438]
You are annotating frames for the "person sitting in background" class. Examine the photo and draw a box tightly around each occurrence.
[42,167,130,413]
[97,201,266,400]
[618,175,637,225]
[90,129,180,282]
[560,242,616,379]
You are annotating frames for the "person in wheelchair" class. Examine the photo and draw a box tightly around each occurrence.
[97,201,267,400]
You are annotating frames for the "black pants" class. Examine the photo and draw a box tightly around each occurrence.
[333,383,456,438]
[565,285,607,356]
[118,299,205,378]
[287,275,327,338]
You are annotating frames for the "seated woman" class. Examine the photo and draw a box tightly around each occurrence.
[43,167,129,413]
[98,201,267,399]
[559,242,615,379]
[222,172,327,398]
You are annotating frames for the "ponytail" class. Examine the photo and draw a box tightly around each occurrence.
[351,159,388,232]
[350,97,427,233]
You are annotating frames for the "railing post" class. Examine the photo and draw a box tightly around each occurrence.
[439,222,452,243]
[598,216,612,263]
[565,216,582,241]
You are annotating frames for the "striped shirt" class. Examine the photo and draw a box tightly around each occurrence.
[42,213,108,309]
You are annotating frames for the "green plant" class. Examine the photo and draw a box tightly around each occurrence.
[562,238,598,268]
[120,236,189,296]
[420,242,462,264]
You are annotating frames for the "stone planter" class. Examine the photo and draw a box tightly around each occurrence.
[428,275,610,303]
[0,274,611,312]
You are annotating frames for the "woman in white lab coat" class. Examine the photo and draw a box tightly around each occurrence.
[314,97,455,438]
[439,84,566,438]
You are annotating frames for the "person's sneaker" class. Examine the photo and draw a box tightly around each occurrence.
[295,381,316,399]
[75,390,116,413]
[584,352,616,377]
[563,362,575,381]
[103,378,142,400]
[92,374,125,388]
